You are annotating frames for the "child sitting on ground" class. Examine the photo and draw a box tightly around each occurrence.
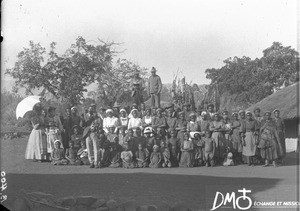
[109,142,122,168]
[149,145,162,168]
[77,141,90,165]
[203,131,216,167]
[65,141,81,165]
[135,143,149,168]
[99,140,111,168]
[144,127,155,154]
[121,143,136,168]
[106,126,118,143]
[160,141,171,167]
[223,152,235,166]
[51,140,68,165]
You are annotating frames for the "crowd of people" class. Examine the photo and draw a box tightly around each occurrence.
[25,100,286,168]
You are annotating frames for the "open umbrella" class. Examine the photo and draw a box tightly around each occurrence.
[16,96,41,119]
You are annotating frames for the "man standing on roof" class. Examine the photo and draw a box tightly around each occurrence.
[147,67,162,108]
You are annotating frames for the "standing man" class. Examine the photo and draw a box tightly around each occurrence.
[148,67,162,108]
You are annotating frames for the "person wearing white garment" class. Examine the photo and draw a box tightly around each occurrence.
[103,109,118,134]
[128,109,143,133]
[118,108,129,128]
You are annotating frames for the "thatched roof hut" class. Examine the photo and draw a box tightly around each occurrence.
[248,82,299,141]
[247,82,299,120]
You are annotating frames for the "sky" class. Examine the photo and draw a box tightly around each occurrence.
[1,0,298,92]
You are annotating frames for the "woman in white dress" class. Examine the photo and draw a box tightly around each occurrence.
[128,109,143,133]
[25,103,48,161]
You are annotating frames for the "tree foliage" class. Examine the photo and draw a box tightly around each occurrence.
[6,37,116,105]
[96,59,149,107]
[205,42,299,106]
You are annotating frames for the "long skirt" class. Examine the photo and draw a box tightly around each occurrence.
[47,129,63,153]
[179,151,194,167]
[212,132,225,161]
[278,131,286,158]
[25,129,47,160]
[242,132,257,157]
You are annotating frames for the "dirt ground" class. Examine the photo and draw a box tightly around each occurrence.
[0,137,299,210]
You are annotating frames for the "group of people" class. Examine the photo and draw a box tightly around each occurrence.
[25,100,286,168]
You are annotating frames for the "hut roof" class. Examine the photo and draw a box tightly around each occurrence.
[247,82,299,120]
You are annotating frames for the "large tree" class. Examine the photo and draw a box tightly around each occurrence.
[205,42,299,107]
[6,37,116,105]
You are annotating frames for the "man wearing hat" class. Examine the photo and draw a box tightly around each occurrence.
[147,67,162,108]
[165,102,177,118]
[113,102,121,118]
[131,70,144,108]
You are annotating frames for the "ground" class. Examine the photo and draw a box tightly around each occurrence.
[0,137,299,211]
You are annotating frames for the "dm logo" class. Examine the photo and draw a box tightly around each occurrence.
[211,188,253,210]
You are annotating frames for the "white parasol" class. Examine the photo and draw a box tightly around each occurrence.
[16,96,41,119]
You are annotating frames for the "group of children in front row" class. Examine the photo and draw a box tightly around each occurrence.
[50,125,228,168]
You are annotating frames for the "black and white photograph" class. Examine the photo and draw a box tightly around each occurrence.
[1,0,299,210]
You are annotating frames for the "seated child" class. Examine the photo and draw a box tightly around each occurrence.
[203,131,216,167]
[106,126,118,143]
[223,152,235,166]
[65,141,81,165]
[70,125,82,151]
[109,142,122,168]
[121,143,136,168]
[123,129,135,151]
[51,140,68,165]
[98,140,111,168]
[135,143,150,168]
[144,127,155,154]
[167,129,180,167]
[118,126,127,146]
[160,141,171,167]
[193,133,205,167]
[77,141,90,165]
[149,145,162,168]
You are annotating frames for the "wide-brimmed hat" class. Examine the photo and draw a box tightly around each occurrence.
[273,109,280,113]
[106,109,113,113]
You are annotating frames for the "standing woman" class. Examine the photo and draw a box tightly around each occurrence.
[241,111,259,166]
[231,112,243,164]
[175,111,188,144]
[273,109,286,163]
[25,103,48,162]
[259,111,283,167]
